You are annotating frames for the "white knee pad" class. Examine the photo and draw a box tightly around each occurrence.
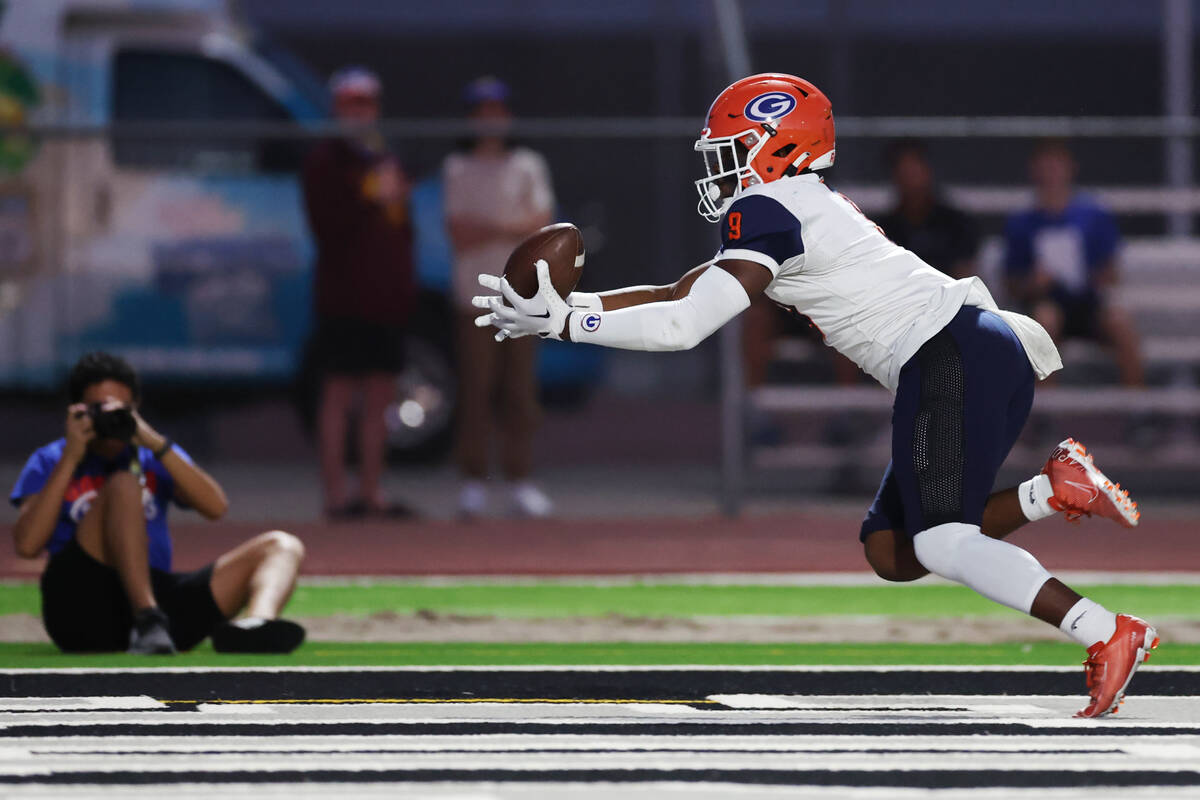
[913,521,1051,613]
[912,522,976,582]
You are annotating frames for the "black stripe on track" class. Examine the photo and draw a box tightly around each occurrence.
[2,669,1196,700]
[3,721,1196,737]
[1,768,1198,788]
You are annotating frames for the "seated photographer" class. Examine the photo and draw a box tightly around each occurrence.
[10,352,307,655]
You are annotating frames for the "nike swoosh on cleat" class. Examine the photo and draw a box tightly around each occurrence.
[1064,479,1100,504]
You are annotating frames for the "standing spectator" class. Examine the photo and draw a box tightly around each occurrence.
[876,138,980,279]
[302,67,415,519]
[1004,139,1144,386]
[444,77,555,518]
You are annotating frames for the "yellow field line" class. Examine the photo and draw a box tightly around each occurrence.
[164,698,714,705]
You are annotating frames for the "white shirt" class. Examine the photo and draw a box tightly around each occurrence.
[717,174,1061,392]
[444,147,555,310]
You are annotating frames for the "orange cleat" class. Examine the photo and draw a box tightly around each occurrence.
[1075,614,1159,718]
[1043,438,1140,527]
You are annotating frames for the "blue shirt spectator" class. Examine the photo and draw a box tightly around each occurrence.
[1002,139,1142,386]
[1004,197,1120,306]
[10,440,192,572]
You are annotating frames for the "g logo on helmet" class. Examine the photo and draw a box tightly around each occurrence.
[581,313,602,333]
[744,92,797,123]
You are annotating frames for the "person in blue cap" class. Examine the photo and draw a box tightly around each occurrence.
[444,77,557,518]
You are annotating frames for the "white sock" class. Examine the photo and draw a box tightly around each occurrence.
[233,617,266,630]
[1018,474,1057,521]
[913,522,1052,613]
[1060,598,1118,647]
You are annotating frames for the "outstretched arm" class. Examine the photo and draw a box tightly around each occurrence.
[570,262,715,312]
[475,258,772,352]
[477,193,799,348]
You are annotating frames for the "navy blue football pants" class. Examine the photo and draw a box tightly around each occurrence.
[860,305,1036,541]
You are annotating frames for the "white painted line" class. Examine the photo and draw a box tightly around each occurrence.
[9,759,1200,775]
[195,704,277,714]
[7,739,1134,755]
[6,664,1200,674]
[0,696,164,711]
[708,695,1050,715]
[289,571,1200,587]
[190,702,706,716]
[1122,743,1200,759]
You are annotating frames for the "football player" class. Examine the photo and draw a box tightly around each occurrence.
[473,73,1154,718]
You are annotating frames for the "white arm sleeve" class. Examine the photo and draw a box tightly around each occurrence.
[568,266,751,351]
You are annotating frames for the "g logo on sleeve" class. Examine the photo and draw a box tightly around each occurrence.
[581,313,602,333]
[744,92,797,123]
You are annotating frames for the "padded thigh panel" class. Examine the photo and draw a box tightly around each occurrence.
[913,330,966,528]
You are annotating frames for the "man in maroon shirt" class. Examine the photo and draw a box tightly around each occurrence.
[302,67,414,518]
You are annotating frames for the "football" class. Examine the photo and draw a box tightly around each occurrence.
[503,222,585,300]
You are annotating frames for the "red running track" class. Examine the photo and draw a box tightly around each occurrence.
[1,513,1194,578]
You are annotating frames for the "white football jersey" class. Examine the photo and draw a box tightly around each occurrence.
[715,174,1061,392]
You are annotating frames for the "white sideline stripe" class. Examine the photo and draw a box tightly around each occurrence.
[11,570,1200,589]
[183,704,708,718]
[7,761,1200,775]
[11,738,1160,754]
[4,665,1200,675]
[291,571,1200,587]
[709,695,1048,714]
[8,786,1197,800]
[5,571,1198,598]
[0,696,163,711]
[16,573,1200,592]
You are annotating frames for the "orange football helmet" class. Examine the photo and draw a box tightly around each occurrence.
[694,73,836,221]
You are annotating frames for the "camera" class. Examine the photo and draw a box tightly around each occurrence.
[88,403,137,442]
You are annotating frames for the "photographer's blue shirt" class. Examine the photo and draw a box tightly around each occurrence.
[9,439,193,572]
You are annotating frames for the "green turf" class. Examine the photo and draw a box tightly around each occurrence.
[0,640,1196,669]
[7,580,1196,619]
[3,581,1195,669]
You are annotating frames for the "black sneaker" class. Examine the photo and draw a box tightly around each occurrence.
[127,607,177,655]
[211,618,306,654]
[326,499,369,521]
[369,500,418,520]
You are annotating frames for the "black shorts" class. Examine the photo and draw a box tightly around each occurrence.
[312,317,406,375]
[40,538,226,653]
[1058,297,1103,342]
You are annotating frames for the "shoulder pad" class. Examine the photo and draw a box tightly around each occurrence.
[720,193,805,266]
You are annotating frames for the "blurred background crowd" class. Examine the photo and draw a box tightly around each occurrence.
[1,0,1198,527]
